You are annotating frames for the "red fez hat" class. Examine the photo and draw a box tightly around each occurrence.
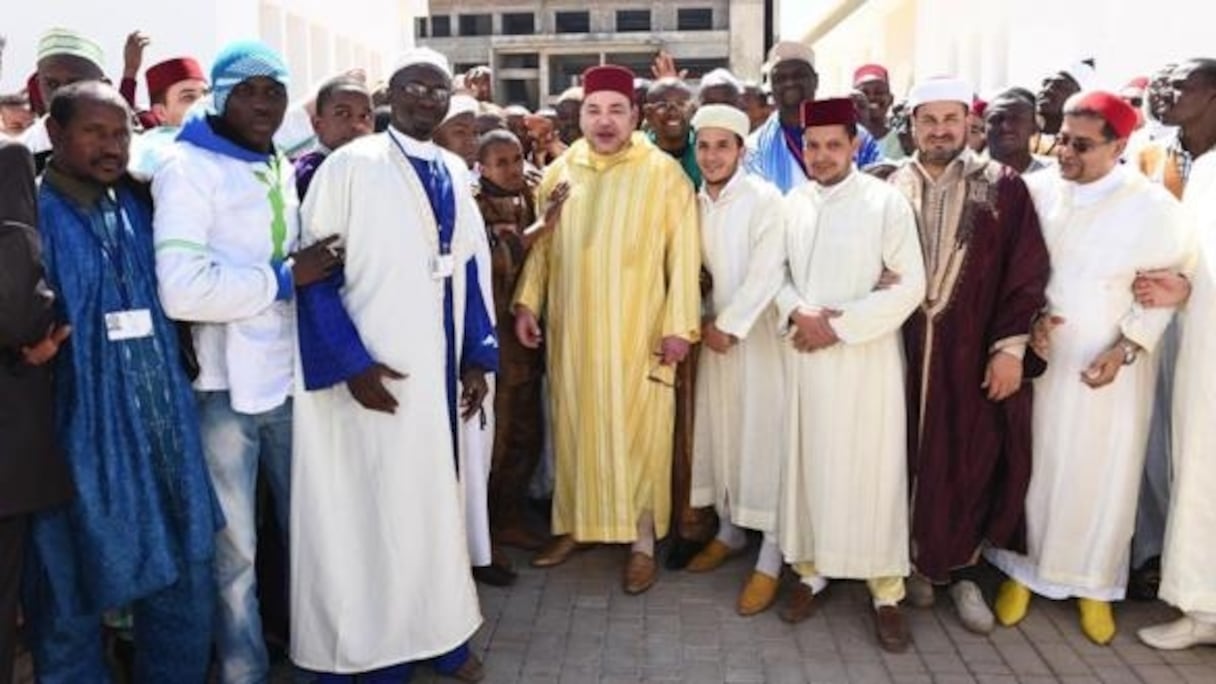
[972,97,988,117]
[26,72,44,113]
[146,57,206,100]
[1069,90,1139,139]
[582,65,635,99]
[853,64,889,86]
[801,98,858,128]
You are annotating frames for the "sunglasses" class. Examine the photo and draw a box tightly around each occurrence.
[397,82,451,102]
[1055,133,1113,154]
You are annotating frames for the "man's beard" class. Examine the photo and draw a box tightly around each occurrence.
[919,140,966,165]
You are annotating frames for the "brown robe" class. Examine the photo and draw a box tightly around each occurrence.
[877,151,1050,583]
[476,181,546,532]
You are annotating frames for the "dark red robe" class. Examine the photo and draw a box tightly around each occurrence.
[878,153,1050,583]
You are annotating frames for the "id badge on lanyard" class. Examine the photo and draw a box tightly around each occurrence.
[105,309,154,341]
[430,253,455,280]
[94,201,155,342]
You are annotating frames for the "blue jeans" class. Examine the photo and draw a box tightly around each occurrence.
[197,391,293,684]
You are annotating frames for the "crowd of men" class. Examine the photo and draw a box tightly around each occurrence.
[2,23,1216,683]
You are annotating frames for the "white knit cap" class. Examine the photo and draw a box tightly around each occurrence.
[701,68,742,93]
[392,47,452,80]
[441,94,479,125]
[907,77,973,111]
[691,104,751,140]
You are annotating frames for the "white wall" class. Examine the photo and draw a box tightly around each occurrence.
[1,0,425,102]
[778,0,1214,99]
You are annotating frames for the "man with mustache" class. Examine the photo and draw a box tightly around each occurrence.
[514,64,701,595]
[876,77,1049,636]
[291,47,496,681]
[776,97,926,652]
[988,91,1191,646]
[23,81,219,683]
[749,42,880,194]
[152,40,337,684]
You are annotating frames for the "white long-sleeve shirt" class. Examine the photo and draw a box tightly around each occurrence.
[152,136,300,414]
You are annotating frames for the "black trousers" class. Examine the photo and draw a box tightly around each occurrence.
[1,514,28,684]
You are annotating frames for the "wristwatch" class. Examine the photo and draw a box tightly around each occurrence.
[1119,339,1140,366]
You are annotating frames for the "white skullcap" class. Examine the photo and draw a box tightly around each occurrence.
[442,94,479,125]
[701,68,742,93]
[504,104,530,116]
[907,77,973,111]
[392,47,452,80]
[691,104,751,140]
[1061,60,1097,90]
[765,41,815,70]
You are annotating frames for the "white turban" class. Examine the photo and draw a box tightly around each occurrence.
[1062,60,1097,90]
[392,47,452,80]
[907,77,973,111]
[691,104,751,141]
[441,94,479,125]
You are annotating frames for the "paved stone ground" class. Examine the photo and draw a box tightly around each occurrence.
[14,544,1216,683]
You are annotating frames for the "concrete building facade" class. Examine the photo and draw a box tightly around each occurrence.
[419,0,767,108]
[2,0,426,103]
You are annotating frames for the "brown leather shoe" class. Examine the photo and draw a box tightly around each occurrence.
[874,605,910,653]
[736,571,780,616]
[623,551,658,595]
[779,582,817,624]
[531,535,588,568]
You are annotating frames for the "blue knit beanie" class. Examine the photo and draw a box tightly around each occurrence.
[210,40,290,114]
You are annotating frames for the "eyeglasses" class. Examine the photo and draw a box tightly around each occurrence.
[1055,133,1113,154]
[645,100,692,115]
[397,81,451,102]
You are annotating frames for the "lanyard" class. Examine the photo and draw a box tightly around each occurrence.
[388,131,452,255]
[782,127,810,179]
[73,193,135,309]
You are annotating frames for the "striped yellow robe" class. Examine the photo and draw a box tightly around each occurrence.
[514,133,701,542]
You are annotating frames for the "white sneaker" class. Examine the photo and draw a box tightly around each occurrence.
[1138,615,1216,650]
[906,573,936,608]
[950,580,995,635]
